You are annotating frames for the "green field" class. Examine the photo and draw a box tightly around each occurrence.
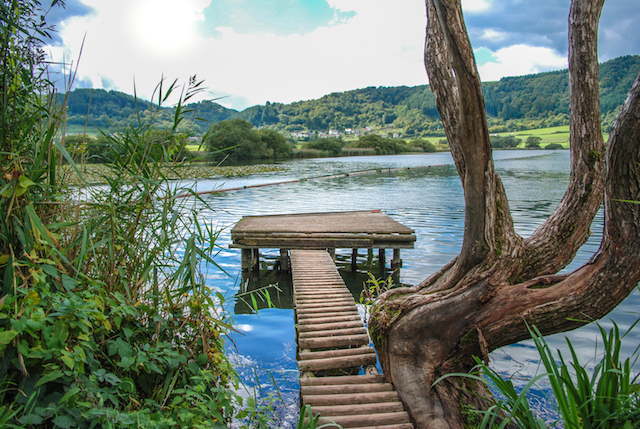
[497,125,609,149]
[498,125,570,148]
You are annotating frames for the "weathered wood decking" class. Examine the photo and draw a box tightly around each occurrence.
[231,210,416,271]
[292,249,414,429]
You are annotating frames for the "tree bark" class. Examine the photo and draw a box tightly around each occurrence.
[369,0,640,428]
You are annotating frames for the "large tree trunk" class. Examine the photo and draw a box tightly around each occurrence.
[369,0,640,428]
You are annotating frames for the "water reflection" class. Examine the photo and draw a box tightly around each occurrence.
[193,150,638,426]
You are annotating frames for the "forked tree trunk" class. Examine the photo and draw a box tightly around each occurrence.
[369,0,640,428]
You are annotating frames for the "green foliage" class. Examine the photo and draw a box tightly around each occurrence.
[490,135,522,149]
[525,136,542,149]
[302,138,344,157]
[64,89,237,136]
[0,3,270,427]
[258,128,294,158]
[204,118,292,161]
[545,143,564,150]
[435,322,640,429]
[62,56,640,138]
[360,273,394,308]
[296,405,343,429]
[409,139,437,152]
[349,135,410,155]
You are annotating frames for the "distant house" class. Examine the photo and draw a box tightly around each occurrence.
[292,131,312,139]
[329,129,341,136]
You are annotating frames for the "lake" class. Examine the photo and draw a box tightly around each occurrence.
[184,150,639,427]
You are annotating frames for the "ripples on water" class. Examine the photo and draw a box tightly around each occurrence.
[188,150,639,427]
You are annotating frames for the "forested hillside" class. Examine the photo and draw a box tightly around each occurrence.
[63,55,640,137]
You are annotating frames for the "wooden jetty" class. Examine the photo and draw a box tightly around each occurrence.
[292,249,414,429]
[231,210,416,272]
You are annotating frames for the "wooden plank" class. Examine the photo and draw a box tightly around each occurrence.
[232,211,415,234]
[233,232,416,243]
[234,237,374,248]
[318,412,411,427]
[296,297,355,303]
[296,304,356,314]
[295,292,354,299]
[298,353,377,372]
[302,383,393,396]
[311,401,405,416]
[298,327,367,339]
[296,301,357,310]
[299,347,374,360]
[300,375,386,386]
[297,314,361,324]
[297,320,364,332]
[299,334,370,349]
[302,391,400,406]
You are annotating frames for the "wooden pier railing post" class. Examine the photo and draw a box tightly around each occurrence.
[391,248,402,269]
[279,248,290,271]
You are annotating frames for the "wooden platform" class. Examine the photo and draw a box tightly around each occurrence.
[231,210,415,249]
[292,249,414,429]
[231,210,416,271]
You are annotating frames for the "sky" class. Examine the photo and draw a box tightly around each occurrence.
[44,0,640,111]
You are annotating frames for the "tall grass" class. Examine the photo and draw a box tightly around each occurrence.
[435,322,640,429]
[0,2,283,427]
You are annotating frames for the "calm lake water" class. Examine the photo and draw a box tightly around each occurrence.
[184,150,639,427]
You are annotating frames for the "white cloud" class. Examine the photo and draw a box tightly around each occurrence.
[477,44,567,82]
[479,29,508,43]
[50,0,429,110]
[462,0,492,13]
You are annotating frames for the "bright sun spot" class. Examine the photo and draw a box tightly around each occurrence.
[133,0,201,53]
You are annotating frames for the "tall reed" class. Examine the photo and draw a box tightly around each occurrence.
[0,2,275,427]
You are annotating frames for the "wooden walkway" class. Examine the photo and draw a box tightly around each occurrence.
[291,249,414,429]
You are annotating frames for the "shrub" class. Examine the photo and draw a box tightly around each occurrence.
[545,143,564,150]
[302,138,343,156]
[0,3,252,427]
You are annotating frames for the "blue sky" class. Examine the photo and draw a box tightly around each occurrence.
[46,0,640,111]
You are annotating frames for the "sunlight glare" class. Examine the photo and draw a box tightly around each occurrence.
[133,0,203,54]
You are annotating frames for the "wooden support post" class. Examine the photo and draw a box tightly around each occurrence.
[241,248,252,271]
[279,248,290,271]
[391,248,402,269]
[378,249,386,269]
[328,248,336,260]
[251,248,260,271]
[351,248,358,272]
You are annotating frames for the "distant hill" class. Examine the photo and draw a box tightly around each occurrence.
[63,55,640,137]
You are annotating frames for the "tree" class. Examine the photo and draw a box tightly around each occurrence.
[204,118,267,161]
[258,128,293,158]
[369,0,640,428]
[490,134,521,148]
[525,135,543,148]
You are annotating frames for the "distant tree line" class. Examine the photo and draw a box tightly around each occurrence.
[63,129,195,164]
[62,55,640,137]
[202,119,438,161]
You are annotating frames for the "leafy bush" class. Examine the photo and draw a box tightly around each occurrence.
[0,3,256,427]
[490,135,522,149]
[409,139,437,152]
[545,143,564,150]
[204,119,292,161]
[349,135,410,155]
[525,136,542,149]
[302,138,343,157]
